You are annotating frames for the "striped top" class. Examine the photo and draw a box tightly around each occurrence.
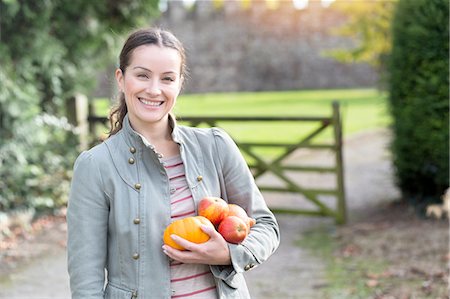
[162,155,218,299]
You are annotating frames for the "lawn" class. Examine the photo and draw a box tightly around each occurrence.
[94,88,391,144]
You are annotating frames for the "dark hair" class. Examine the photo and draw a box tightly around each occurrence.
[108,28,187,136]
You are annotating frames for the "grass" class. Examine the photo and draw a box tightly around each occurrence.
[297,225,390,299]
[93,88,390,160]
[93,88,391,143]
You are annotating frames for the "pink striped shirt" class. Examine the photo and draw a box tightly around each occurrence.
[163,155,218,299]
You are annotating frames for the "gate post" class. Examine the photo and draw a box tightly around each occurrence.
[333,101,346,224]
[66,94,89,151]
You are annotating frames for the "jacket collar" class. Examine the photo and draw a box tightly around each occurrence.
[169,113,182,145]
[121,113,182,149]
[106,113,205,191]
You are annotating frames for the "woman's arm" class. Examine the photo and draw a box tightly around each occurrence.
[210,127,280,280]
[67,151,110,299]
[162,127,280,280]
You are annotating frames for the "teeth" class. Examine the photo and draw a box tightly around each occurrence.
[139,98,162,106]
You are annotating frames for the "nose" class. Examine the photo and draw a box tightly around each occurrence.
[145,79,162,97]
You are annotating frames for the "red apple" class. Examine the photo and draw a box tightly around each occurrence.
[198,196,229,226]
[218,216,248,244]
[228,204,256,229]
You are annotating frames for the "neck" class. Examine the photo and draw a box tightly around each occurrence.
[128,115,172,145]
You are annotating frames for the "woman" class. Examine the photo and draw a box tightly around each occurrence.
[67,27,280,299]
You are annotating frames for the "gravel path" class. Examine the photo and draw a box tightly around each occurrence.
[0,128,399,299]
[0,250,69,298]
[245,128,399,298]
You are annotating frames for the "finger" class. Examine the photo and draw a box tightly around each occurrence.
[170,234,196,251]
[200,224,220,238]
[163,244,199,264]
[162,245,183,262]
[162,245,171,257]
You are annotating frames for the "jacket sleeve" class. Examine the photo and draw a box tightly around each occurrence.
[209,128,280,281]
[67,150,109,299]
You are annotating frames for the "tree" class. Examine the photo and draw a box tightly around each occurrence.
[388,0,449,210]
[325,0,397,83]
[0,0,160,212]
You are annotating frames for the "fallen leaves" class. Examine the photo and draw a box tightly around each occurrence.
[341,243,362,257]
[0,211,67,278]
[331,202,449,299]
[365,279,379,288]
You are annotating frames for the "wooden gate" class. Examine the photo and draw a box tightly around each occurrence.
[176,102,346,224]
[82,101,346,224]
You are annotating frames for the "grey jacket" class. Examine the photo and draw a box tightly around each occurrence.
[67,115,280,299]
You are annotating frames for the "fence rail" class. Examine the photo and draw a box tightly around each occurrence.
[69,97,346,224]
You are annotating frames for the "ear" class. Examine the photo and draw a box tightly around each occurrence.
[115,68,125,93]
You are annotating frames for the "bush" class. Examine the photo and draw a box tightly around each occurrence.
[0,115,78,212]
[388,0,449,208]
[0,0,159,213]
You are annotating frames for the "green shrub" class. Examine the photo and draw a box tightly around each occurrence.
[0,114,78,212]
[0,0,159,213]
[388,0,449,208]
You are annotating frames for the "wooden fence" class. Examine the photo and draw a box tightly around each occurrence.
[69,96,346,224]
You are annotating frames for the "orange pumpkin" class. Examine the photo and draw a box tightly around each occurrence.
[163,216,214,250]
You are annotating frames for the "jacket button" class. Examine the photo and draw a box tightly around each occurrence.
[134,183,141,190]
[128,157,135,164]
[197,175,203,182]
[130,147,136,154]
[132,253,140,260]
[244,264,255,271]
[133,218,140,224]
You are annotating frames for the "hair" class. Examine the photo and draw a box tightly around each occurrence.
[107,27,187,136]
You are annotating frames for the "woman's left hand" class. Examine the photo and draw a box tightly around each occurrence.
[162,224,231,265]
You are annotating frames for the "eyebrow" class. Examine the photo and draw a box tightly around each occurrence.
[133,66,178,75]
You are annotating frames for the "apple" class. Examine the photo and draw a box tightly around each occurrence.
[218,216,248,244]
[198,196,229,226]
[228,204,256,229]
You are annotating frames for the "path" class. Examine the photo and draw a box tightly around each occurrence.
[0,128,399,299]
[0,251,69,298]
[245,128,400,298]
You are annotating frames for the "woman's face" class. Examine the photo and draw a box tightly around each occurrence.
[115,44,182,132]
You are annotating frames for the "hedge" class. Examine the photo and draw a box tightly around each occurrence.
[388,0,449,208]
[0,0,159,213]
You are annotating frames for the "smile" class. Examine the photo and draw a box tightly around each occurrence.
[138,97,163,107]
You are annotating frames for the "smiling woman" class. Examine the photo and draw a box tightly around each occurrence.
[114,44,183,149]
[66,27,280,299]
[108,29,188,138]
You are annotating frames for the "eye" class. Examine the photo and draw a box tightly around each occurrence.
[137,73,148,79]
[163,77,175,82]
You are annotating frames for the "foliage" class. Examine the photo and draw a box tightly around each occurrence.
[325,0,397,81]
[0,0,160,212]
[0,112,78,212]
[388,0,449,208]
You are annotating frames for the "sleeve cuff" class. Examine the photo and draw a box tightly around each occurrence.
[210,242,258,282]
